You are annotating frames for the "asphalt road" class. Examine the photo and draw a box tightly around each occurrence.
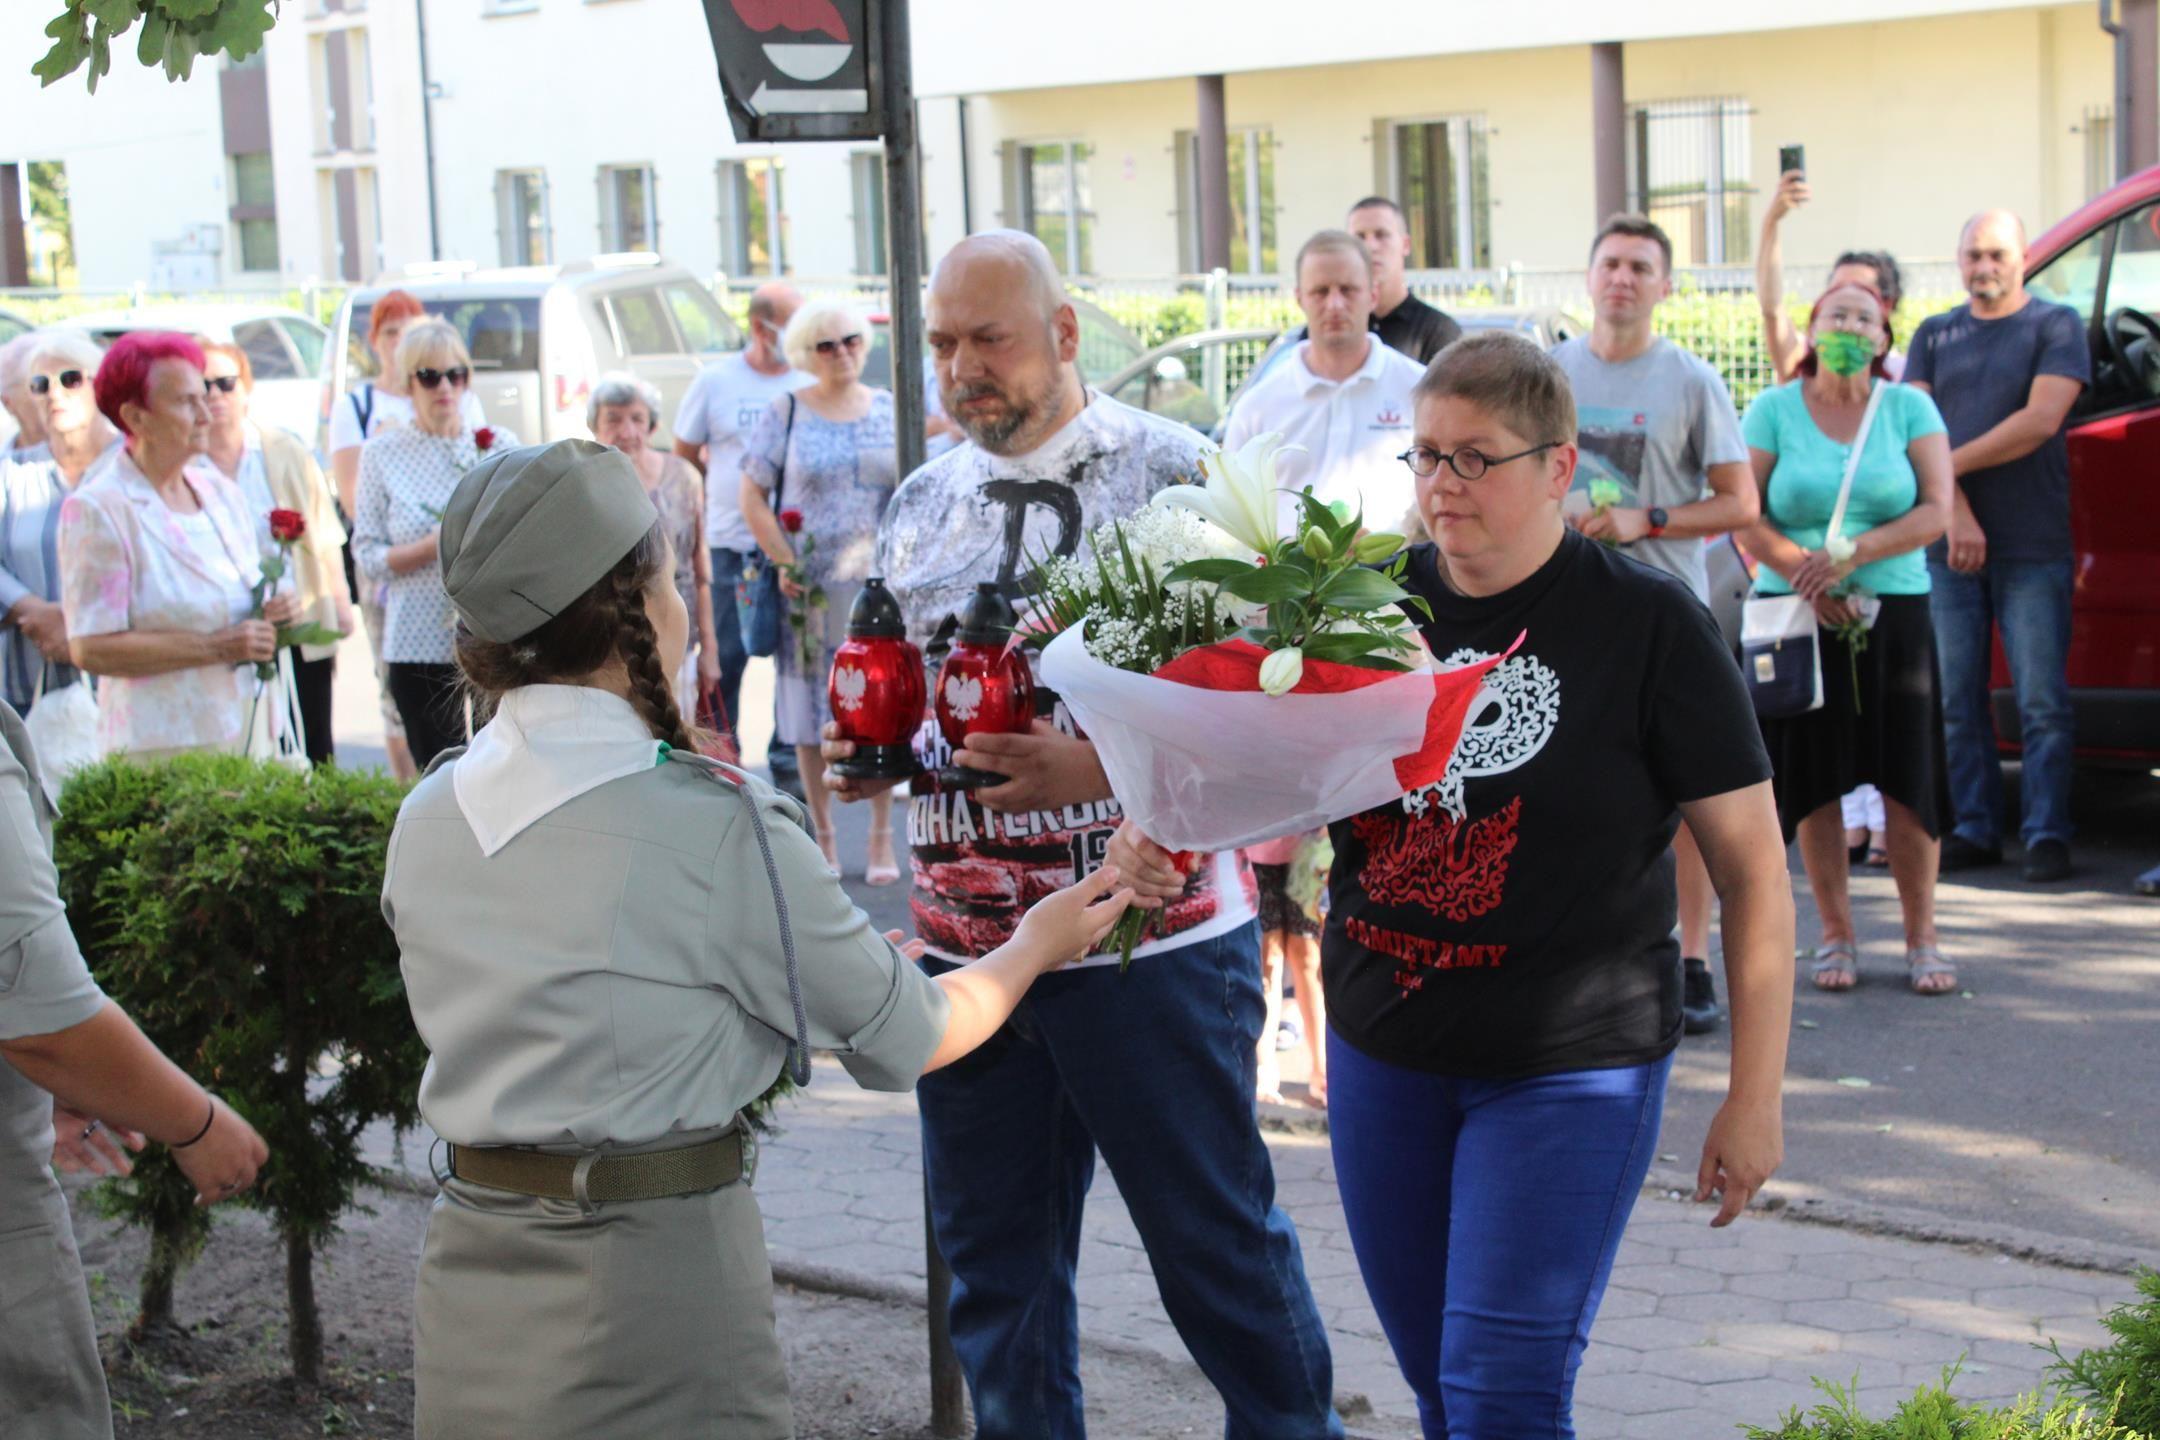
[332,645,2160,1259]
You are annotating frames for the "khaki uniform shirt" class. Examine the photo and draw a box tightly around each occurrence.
[383,685,950,1149]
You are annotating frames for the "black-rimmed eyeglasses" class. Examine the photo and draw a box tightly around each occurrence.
[1398,442,1562,482]
[28,370,85,395]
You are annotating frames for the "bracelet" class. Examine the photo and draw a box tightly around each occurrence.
[171,1096,217,1149]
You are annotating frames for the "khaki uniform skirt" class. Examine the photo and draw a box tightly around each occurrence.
[415,1168,792,1438]
[0,1182,112,1440]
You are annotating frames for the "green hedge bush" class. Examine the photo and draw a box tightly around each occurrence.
[52,754,424,1384]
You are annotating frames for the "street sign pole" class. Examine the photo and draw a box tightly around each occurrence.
[871,6,958,1429]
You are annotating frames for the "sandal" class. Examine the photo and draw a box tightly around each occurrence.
[1864,846,1890,868]
[1906,944,1957,996]
[864,833,901,886]
[1810,940,1859,992]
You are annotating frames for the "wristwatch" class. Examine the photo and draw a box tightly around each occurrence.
[1645,506,1669,539]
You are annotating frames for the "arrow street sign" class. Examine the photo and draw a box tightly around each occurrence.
[702,0,880,141]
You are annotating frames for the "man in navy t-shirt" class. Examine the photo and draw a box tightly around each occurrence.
[1903,210,2089,883]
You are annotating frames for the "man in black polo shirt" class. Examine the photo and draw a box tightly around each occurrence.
[1287,198,1464,365]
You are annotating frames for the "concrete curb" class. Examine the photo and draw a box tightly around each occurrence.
[1261,1105,2156,1277]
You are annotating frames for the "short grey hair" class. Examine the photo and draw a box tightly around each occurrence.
[782,297,872,373]
[27,329,105,378]
[0,333,40,390]
[588,370,663,432]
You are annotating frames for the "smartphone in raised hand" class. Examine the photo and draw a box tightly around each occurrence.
[1778,143,1806,180]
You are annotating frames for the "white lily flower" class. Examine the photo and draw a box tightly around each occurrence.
[1259,646,1304,696]
[1157,432,1296,557]
[1824,533,1858,565]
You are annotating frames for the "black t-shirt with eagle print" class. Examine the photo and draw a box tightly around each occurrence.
[1323,529,1771,1078]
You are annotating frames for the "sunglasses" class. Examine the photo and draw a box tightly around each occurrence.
[814,333,866,356]
[413,366,471,390]
[28,370,85,395]
[204,375,243,394]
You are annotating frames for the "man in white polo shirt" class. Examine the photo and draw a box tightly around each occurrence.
[1224,230,1426,533]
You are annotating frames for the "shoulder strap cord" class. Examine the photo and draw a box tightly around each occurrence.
[665,746,811,1085]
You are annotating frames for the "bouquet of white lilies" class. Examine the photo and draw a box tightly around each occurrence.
[1026,435,1518,963]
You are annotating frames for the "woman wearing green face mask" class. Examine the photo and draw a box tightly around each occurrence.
[1737,281,1960,998]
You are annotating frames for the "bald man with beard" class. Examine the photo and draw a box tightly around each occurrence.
[822,231,1343,1440]
[1903,210,2089,884]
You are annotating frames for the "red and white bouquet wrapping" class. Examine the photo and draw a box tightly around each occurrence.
[1029,435,1515,954]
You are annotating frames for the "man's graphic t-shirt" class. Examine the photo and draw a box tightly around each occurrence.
[1550,337,1748,603]
[1323,531,1771,1077]
[878,392,1256,965]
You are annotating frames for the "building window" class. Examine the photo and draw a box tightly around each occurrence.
[1005,140,1093,275]
[599,164,658,252]
[1381,116,1491,270]
[310,27,374,154]
[319,165,381,282]
[496,169,550,265]
[851,151,887,276]
[717,158,785,275]
[1175,127,1277,275]
[1626,96,1754,266]
[2077,105,2116,202]
[231,152,279,272]
[21,161,75,287]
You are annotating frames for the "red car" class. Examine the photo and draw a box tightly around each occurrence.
[2009,168,2160,764]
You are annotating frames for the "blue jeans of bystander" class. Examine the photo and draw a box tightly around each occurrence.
[1928,557,2075,849]
[918,922,1341,1440]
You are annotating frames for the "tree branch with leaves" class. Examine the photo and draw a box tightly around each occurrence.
[35,0,281,92]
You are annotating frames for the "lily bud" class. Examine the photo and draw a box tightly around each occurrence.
[1259,646,1305,696]
[1352,532,1405,564]
[1301,526,1334,561]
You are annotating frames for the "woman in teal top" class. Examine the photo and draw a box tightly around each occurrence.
[1739,280,1956,997]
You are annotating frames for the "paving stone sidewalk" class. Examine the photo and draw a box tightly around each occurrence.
[741,1082,2136,1438]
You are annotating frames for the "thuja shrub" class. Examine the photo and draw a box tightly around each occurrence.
[52,754,424,1385]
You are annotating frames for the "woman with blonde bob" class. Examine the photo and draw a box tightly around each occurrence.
[384,438,1133,1436]
[739,297,901,879]
[354,318,516,767]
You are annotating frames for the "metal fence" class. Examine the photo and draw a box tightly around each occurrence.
[9,259,1967,417]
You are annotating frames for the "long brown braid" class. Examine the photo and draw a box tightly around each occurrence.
[455,522,705,752]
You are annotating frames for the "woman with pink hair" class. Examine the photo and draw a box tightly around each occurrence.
[57,332,299,760]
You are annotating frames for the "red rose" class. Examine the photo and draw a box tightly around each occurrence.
[778,507,805,534]
[268,508,306,543]
[474,426,496,452]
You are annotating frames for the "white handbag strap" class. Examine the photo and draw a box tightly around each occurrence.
[1823,380,1888,549]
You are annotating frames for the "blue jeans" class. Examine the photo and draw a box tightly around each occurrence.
[707,546,751,738]
[1328,1033,1672,1440]
[918,922,1341,1440]
[1928,557,2075,848]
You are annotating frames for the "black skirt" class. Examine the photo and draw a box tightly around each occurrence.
[1759,592,1950,842]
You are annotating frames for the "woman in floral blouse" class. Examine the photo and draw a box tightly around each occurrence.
[59,332,297,760]
[353,319,515,768]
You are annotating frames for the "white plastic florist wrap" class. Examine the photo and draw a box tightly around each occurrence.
[1040,623,1516,854]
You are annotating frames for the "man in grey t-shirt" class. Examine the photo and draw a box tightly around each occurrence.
[1552,215,1760,1034]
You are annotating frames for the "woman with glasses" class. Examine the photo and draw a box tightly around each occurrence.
[1118,333,1796,1440]
[330,290,487,781]
[354,319,518,767]
[1737,281,1954,996]
[3,332,116,720]
[58,333,300,761]
[199,339,354,765]
[740,298,900,881]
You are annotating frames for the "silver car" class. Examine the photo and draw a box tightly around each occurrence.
[317,255,744,457]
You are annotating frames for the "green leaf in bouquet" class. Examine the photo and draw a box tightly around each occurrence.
[1162,557,1257,586]
[1352,532,1407,565]
[1316,566,1410,609]
[1339,653,1413,672]
[1223,564,1310,605]
[1300,630,1388,663]
[1293,488,1358,548]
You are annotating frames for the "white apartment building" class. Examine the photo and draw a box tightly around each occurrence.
[0,0,2140,293]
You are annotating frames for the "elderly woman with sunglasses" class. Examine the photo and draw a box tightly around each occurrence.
[353,319,517,767]
[57,333,300,761]
[199,339,353,764]
[3,332,119,719]
[740,297,900,881]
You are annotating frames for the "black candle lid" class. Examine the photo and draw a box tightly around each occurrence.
[847,577,908,639]
[954,581,1018,647]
